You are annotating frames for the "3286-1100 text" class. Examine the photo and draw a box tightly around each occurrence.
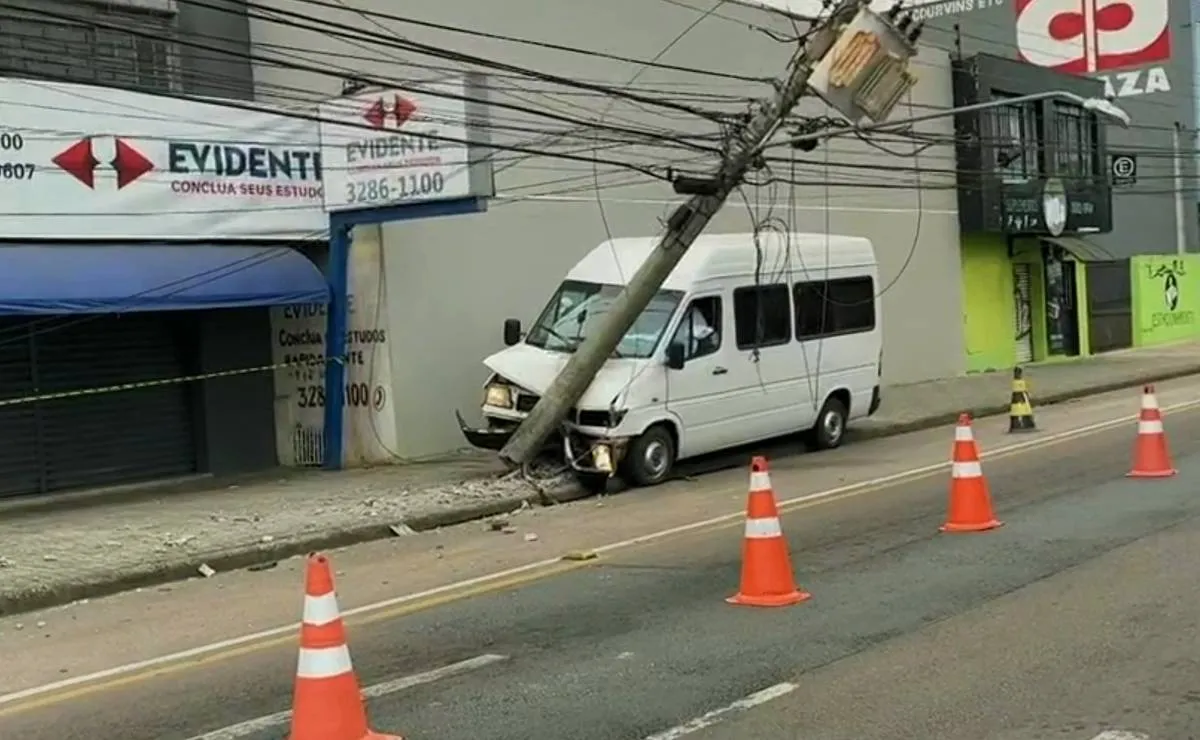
[345,171,446,205]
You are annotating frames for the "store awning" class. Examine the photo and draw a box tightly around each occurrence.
[0,243,329,314]
[1041,236,1118,262]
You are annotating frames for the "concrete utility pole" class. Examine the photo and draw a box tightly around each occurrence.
[499,0,920,467]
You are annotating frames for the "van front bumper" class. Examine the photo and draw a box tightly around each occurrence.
[455,410,515,450]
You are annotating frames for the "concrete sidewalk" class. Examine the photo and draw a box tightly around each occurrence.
[1,341,1198,616]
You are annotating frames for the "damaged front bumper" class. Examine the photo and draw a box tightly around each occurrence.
[455,410,517,451]
[563,430,630,476]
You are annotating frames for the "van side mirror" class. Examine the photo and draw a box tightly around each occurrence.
[503,318,521,347]
[665,342,686,370]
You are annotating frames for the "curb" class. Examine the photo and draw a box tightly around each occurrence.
[853,365,1200,441]
[3,364,1198,617]
[0,483,593,618]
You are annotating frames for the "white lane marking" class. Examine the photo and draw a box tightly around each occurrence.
[5,394,1200,707]
[184,653,507,740]
[1091,732,1150,740]
[642,682,798,739]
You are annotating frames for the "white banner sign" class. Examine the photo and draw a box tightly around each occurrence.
[271,225,397,466]
[0,78,329,240]
[317,78,485,212]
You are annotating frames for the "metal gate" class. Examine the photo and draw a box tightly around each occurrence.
[1013,263,1034,364]
[1085,259,1132,354]
[0,313,198,498]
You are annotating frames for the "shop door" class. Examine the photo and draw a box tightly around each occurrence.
[1085,259,1132,353]
[1013,263,1034,364]
[0,313,198,498]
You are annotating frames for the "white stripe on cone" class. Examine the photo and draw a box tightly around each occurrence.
[302,592,342,627]
[296,645,354,679]
[749,471,771,492]
[744,517,783,539]
[954,425,974,441]
[951,460,982,478]
[1138,419,1164,434]
[1142,393,1158,410]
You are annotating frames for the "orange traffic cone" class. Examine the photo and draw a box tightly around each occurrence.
[940,413,1002,533]
[1128,385,1176,478]
[727,456,811,608]
[289,553,403,740]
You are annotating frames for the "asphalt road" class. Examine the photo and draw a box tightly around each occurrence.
[8,405,1200,740]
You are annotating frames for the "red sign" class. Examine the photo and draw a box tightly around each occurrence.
[52,137,154,190]
[1015,0,1170,74]
[362,95,418,129]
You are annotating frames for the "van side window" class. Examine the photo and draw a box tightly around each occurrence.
[733,284,791,349]
[671,296,722,360]
[794,277,876,339]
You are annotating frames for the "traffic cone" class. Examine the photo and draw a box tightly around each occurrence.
[289,553,403,740]
[1127,385,1176,478]
[727,456,810,608]
[1007,366,1036,433]
[940,413,1002,533]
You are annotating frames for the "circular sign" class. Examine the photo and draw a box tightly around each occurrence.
[1042,178,1068,237]
[1111,154,1135,179]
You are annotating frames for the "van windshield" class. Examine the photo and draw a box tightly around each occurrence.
[526,279,684,359]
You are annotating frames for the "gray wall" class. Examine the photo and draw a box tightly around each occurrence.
[0,0,254,98]
[914,0,1198,256]
[249,0,967,458]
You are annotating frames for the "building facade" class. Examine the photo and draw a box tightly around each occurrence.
[0,0,324,498]
[249,0,969,460]
[916,0,1199,370]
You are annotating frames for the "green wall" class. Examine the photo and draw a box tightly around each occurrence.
[961,234,1090,372]
[961,234,1016,372]
[1131,254,1200,347]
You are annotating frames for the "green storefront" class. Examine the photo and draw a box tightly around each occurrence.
[1131,255,1200,347]
[961,233,1119,373]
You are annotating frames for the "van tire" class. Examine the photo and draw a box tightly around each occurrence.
[623,425,676,487]
[809,396,848,451]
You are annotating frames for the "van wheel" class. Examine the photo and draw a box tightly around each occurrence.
[622,425,676,487]
[809,396,848,451]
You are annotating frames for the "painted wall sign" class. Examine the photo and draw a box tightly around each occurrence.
[271,226,398,466]
[1131,254,1200,346]
[317,75,495,213]
[0,78,329,240]
[1015,0,1173,97]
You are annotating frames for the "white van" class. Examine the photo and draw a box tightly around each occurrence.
[456,232,883,487]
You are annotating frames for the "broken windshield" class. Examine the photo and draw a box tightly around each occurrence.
[525,280,684,359]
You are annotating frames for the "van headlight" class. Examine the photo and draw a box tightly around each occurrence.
[484,383,513,409]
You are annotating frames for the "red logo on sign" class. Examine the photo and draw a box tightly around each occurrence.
[52,137,154,190]
[362,96,418,129]
[1015,0,1170,74]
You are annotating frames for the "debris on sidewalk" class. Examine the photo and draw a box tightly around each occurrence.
[197,563,216,578]
[389,523,416,537]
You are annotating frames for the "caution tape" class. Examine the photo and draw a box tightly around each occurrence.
[0,356,343,408]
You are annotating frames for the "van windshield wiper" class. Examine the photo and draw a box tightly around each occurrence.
[533,324,581,351]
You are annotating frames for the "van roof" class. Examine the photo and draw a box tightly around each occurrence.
[567,232,877,291]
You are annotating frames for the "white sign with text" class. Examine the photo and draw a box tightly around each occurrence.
[271,225,397,466]
[317,78,477,212]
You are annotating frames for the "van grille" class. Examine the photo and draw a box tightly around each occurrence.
[515,393,540,412]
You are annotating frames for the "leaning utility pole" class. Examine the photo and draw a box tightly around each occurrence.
[500,0,922,467]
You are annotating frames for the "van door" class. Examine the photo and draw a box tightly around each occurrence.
[664,294,738,458]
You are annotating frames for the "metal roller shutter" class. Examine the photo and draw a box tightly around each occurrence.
[0,314,197,498]
[1013,264,1034,364]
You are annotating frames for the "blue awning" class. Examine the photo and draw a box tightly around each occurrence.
[0,243,329,314]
